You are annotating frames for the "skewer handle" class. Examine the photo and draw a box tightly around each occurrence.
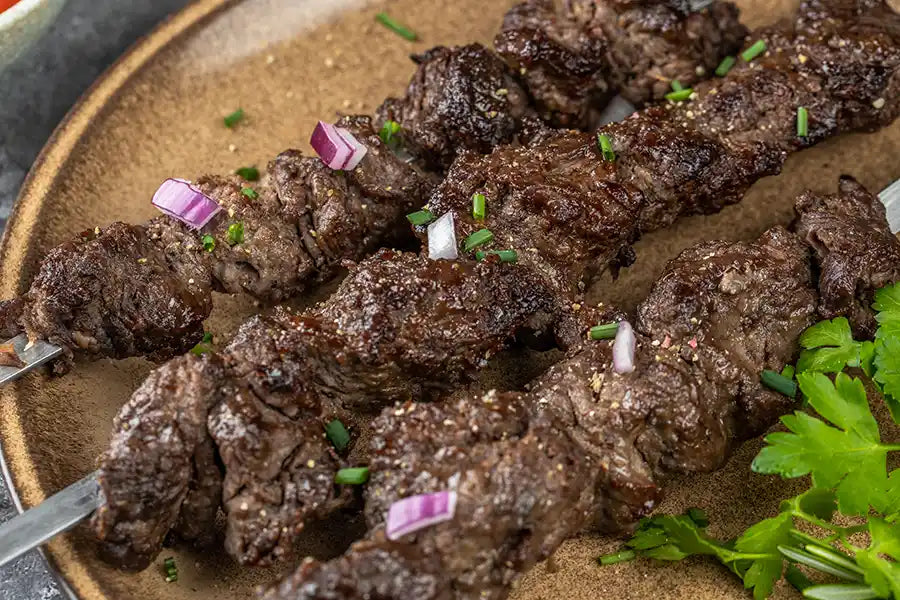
[0,471,101,568]
[0,334,63,386]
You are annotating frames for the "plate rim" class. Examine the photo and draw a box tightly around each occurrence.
[0,0,237,597]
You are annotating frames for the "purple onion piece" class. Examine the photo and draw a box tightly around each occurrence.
[613,320,636,374]
[385,490,458,541]
[310,120,353,170]
[151,178,221,229]
[336,127,368,170]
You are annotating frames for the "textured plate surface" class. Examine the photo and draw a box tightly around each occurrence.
[0,0,898,599]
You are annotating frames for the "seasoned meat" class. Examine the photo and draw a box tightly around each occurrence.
[94,251,561,567]
[495,0,747,127]
[795,176,900,337]
[264,167,898,599]
[376,44,533,170]
[92,354,224,571]
[10,116,434,367]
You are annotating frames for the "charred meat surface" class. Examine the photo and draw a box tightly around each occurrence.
[264,175,900,600]
[10,117,434,367]
[93,251,560,567]
[795,175,900,337]
[495,0,747,127]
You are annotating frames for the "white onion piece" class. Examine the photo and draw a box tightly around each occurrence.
[386,491,458,541]
[612,320,637,374]
[597,95,637,127]
[309,121,353,170]
[151,178,221,229]
[427,212,459,260]
[878,178,900,234]
[336,127,368,170]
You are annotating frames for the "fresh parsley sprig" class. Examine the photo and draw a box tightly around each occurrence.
[600,282,900,599]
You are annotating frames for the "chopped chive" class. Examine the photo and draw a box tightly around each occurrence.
[686,507,710,528]
[671,79,684,92]
[375,12,418,41]
[777,546,863,582]
[715,55,736,77]
[406,210,434,226]
[201,234,216,252]
[334,467,370,485]
[475,249,518,263]
[598,550,636,566]
[590,322,619,340]
[804,545,864,575]
[226,222,244,245]
[241,187,259,200]
[224,108,245,128]
[163,557,178,583]
[379,120,402,146]
[235,167,260,181]
[325,419,351,452]
[463,228,494,251]
[665,88,694,102]
[741,40,767,62]
[201,332,213,344]
[596,133,616,162]
[761,369,797,398]
[797,106,809,138]
[781,364,796,379]
[472,193,486,221]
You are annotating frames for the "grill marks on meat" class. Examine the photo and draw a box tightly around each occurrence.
[795,175,900,337]
[376,44,534,171]
[94,252,561,567]
[495,0,748,128]
[9,117,433,366]
[428,0,899,297]
[264,176,900,600]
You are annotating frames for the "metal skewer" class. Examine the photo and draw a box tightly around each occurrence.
[0,167,897,569]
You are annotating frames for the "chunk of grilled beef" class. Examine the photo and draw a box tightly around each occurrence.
[92,0,900,573]
[263,175,900,600]
[495,0,748,128]
[93,251,561,569]
[6,117,434,368]
[794,175,900,338]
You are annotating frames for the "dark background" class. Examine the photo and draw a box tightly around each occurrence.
[0,2,191,597]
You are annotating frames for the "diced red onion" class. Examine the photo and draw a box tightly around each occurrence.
[151,178,221,229]
[309,121,368,171]
[428,212,458,260]
[613,320,636,374]
[386,490,457,541]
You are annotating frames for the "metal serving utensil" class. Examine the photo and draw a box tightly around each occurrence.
[0,167,897,569]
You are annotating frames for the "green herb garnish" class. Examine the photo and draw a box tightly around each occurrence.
[235,166,259,181]
[715,56,736,77]
[325,419,351,452]
[224,108,245,128]
[590,323,619,340]
[375,12,418,41]
[671,80,684,92]
[797,106,809,138]
[463,228,494,252]
[379,120,402,147]
[472,193,486,221]
[600,282,900,600]
[760,369,798,398]
[163,556,178,583]
[241,187,258,200]
[742,39,768,62]
[334,467,370,485]
[201,234,216,252]
[665,88,694,102]
[226,222,244,245]
[596,133,615,162]
[475,249,517,263]
[406,210,434,226]
[190,332,214,356]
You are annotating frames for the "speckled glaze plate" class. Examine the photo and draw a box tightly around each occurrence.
[1,0,898,598]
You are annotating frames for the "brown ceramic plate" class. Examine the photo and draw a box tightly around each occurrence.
[1,0,898,598]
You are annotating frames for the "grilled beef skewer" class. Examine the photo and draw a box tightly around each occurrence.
[0,2,745,372]
[90,0,900,572]
[263,176,900,600]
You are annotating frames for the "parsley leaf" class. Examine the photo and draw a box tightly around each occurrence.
[873,282,900,340]
[855,517,900,599]
[874,335,900,424]
[734,513,792,599]
[797,317,870,374]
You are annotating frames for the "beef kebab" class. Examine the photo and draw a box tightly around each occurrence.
[262,175,900,600]
[89,0,900,574]
[0,0,746,374]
